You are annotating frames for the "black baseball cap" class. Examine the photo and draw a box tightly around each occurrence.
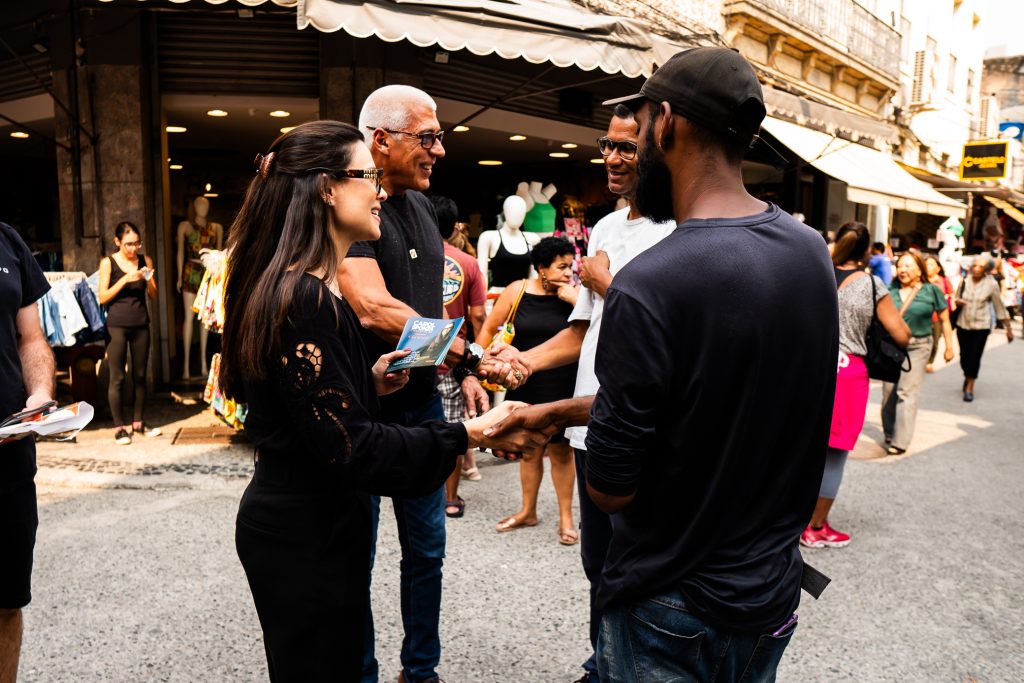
[604,47,766,144]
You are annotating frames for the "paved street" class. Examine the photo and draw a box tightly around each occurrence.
[17,327,1024,682]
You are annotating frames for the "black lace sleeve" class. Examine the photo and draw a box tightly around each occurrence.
[277,312,466,498]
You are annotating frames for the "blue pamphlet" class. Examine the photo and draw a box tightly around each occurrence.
[386,316,464,372]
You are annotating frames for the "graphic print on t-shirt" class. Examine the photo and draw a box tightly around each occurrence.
[442,254,465,306]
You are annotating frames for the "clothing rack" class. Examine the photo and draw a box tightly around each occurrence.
[44,271,88,284]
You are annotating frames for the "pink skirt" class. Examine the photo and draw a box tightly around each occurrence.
[829,354,870,451]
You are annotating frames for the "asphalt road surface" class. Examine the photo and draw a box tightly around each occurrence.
[18,328,1023,682]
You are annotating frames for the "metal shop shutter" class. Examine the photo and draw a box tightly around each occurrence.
[0,52,52,103]
[157,13,318,97]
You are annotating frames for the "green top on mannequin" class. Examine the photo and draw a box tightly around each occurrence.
[523,202,556,232]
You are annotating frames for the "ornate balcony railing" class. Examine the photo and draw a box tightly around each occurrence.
[743,0,901,79]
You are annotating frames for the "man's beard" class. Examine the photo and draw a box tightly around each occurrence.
[635,124,676,224]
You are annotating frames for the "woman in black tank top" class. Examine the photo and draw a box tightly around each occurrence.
[97,222,160,445]
[488,228,532,287]
[477,236,582,545]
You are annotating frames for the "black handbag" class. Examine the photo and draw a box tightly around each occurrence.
[949,279,965,327]
[863,275,910,383]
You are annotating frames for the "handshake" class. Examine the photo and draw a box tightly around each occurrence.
[462,401,559,460]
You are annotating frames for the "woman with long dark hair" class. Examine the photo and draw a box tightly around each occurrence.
[220,121,536,679]
[801,222,909,548]
[881,250,954,455]
[97,221,160,445]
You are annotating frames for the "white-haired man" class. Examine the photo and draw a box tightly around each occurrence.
[339,85,523,683]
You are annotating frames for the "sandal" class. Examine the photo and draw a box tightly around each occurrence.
[885,446,906,455]
[559,528,580,546]
[496,514,537,532]
[461,466,482,482]
[445,496,466,518]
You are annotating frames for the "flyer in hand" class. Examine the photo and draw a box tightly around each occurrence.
[386,317,464,372]
[0,401,95,443]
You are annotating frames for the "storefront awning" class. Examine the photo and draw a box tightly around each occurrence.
[985,196,1024,225]
[297,0,677,78]
[99,0,297,4]
[760,117,967,219]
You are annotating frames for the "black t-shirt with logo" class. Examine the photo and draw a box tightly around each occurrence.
[347,191,444,415]
[0,222,50,418]
[585,204,839,633]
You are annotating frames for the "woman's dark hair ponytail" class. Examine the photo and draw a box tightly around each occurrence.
[831,221,870,267]
[219,120,364,398]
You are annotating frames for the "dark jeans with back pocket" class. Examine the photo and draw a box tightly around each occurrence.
[597,590,797,683]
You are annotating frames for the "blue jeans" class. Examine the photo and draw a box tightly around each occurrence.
[362,394,447,683]
[575,449,613,681]
[598,591,797,683]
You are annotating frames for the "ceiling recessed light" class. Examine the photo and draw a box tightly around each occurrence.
[165,126,187,133]
[590,158,605,164]
[478,160,503,166]
[206,109,228,117]
[453,125,470,132]
[269,110,290,118]
[549,152,570,158]
[169,164,183,170]
[561,143,578,149]
[10,131,29,139]
[509,135,527,141]
[203,192,219,198]
[279,126,295,134]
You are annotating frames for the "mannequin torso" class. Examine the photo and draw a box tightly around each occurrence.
[176,197,223,380]
[478,196,539,288]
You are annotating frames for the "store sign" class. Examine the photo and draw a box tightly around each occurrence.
[960,141,1009,180]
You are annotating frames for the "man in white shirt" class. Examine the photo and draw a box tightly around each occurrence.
[519,105,674,683]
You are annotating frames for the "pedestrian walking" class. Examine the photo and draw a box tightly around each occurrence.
[0,221,55,683]
[97,221,161,444]
[481,236,580,544]
[955,255,1014,402]
[869,242,893,285]
[881,250,954,455]
[220,121,542,681]
[485,47,839,681]
[801,222,909,549]
[925,255,954,374]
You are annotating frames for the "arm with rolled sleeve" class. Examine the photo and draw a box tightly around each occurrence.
[584,288,673,513]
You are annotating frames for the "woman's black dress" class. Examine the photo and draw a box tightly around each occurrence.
[506,291,578,442]
[235,275,465,681]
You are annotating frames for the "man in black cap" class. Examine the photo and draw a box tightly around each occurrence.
[485,47,838,680]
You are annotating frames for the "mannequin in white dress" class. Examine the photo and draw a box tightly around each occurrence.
[176,196,223,380]
[477,195,539,289]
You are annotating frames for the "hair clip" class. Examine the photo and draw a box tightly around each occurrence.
[253,152,276,180]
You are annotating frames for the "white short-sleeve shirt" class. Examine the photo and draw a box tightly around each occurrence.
[565,208,675,450]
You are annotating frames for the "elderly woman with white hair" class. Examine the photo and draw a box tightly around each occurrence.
[954,255,1014,401]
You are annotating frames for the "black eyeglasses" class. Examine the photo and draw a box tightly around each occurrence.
[368,127,445,149]
[597,137,638,161]
[309,167,384,193]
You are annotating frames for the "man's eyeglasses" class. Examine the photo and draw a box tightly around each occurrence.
[368,127,445,149]
[310,167,384,194]
[597,137,638,161]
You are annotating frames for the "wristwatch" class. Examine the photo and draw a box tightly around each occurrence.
[461,342,484,372]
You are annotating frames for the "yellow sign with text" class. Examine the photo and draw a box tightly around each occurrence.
[960,141,1009,180]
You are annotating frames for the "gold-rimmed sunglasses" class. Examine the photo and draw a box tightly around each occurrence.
[310,167,384,193]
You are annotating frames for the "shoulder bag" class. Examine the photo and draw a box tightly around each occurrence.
[949,279,965,327]
[864,275,911,383]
